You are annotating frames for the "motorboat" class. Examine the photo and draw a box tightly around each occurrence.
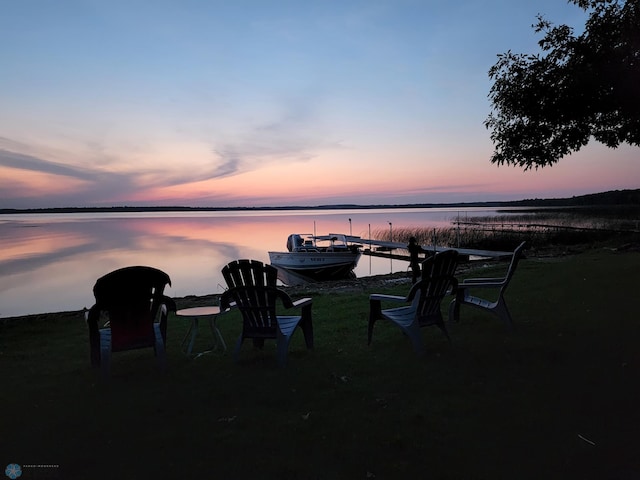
[268,233,362,281]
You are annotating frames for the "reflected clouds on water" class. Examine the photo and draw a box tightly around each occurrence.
[0,208,497,317]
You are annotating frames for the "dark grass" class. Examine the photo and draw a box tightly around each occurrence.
[1,246,640,479]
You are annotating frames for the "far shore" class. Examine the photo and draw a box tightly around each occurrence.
[2,187,638,215]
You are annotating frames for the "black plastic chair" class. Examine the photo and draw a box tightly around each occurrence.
[368,250,459,356]
[86,266,176,376]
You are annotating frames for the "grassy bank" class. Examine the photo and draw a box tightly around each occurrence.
[1,245,639,479]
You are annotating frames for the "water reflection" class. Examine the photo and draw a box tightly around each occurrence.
[0,208,505,317]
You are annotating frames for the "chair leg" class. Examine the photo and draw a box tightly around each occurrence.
[276,332,291,367]
[99,329,111,377]
[89,327,101,368]
[436,318,452,344]
[300,307,314,349]
[494,298,514,329]
[449,293,462,323]
[404,323,425,357]
[153,323,167,373]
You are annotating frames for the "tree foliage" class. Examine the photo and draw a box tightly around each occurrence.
[485,0,640,169]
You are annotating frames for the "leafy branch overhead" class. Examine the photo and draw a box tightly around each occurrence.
[485,0,640,169]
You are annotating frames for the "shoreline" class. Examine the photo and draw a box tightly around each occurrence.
[0,270,415,324]
[4,242,637,323]
[0,253,523,323]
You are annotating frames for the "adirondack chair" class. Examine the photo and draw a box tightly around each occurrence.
[86,266,176,376]
[449,241,527,328]
[368,249,459,356]
[220,259,313,367]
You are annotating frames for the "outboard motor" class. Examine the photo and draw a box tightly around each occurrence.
[286,234,304,252]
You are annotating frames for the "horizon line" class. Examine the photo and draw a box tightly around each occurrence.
[1,188,638,214]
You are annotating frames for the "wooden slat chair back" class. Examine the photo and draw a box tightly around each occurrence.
[368,249,459,356]
[449,241,527,327]
[86,266,176,376]
[221,259,313,367]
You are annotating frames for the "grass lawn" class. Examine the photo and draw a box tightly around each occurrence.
[1,246,639,479]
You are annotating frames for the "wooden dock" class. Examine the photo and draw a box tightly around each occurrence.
[344,235,513,261]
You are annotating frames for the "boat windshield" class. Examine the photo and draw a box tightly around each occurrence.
[291,233,354,252]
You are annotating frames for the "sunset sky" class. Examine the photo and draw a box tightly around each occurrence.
[1,0,638,209]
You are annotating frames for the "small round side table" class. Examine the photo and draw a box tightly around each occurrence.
[176,306,227,357]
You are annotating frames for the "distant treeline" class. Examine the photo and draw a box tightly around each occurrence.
[1,188,639,215]
[504,188,640,207]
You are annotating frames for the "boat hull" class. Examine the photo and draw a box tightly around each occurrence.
[268,251,361,281]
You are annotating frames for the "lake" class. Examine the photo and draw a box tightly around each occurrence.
[0,207,520,318]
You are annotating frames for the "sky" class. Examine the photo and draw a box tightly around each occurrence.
[1,0,638,209]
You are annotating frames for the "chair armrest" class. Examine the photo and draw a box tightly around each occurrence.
[369,294,407,303]
[160,295,177,313]
[85,304,101,325]
[292,297,312,308]
[220,291,235,309]
[155,297,176,326]
[219,301,237,314]
[446,277,459,296]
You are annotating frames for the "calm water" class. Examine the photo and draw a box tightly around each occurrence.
[0,207,516,318]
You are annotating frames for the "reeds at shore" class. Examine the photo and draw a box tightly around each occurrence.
[372,206,640,252]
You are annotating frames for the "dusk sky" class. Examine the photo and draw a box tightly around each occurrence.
[1,0,638,209]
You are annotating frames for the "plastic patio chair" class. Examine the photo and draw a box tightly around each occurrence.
[449,241,527,328]
[220,259,313,367]
[368,249,459,356]
[85,265,176,376]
